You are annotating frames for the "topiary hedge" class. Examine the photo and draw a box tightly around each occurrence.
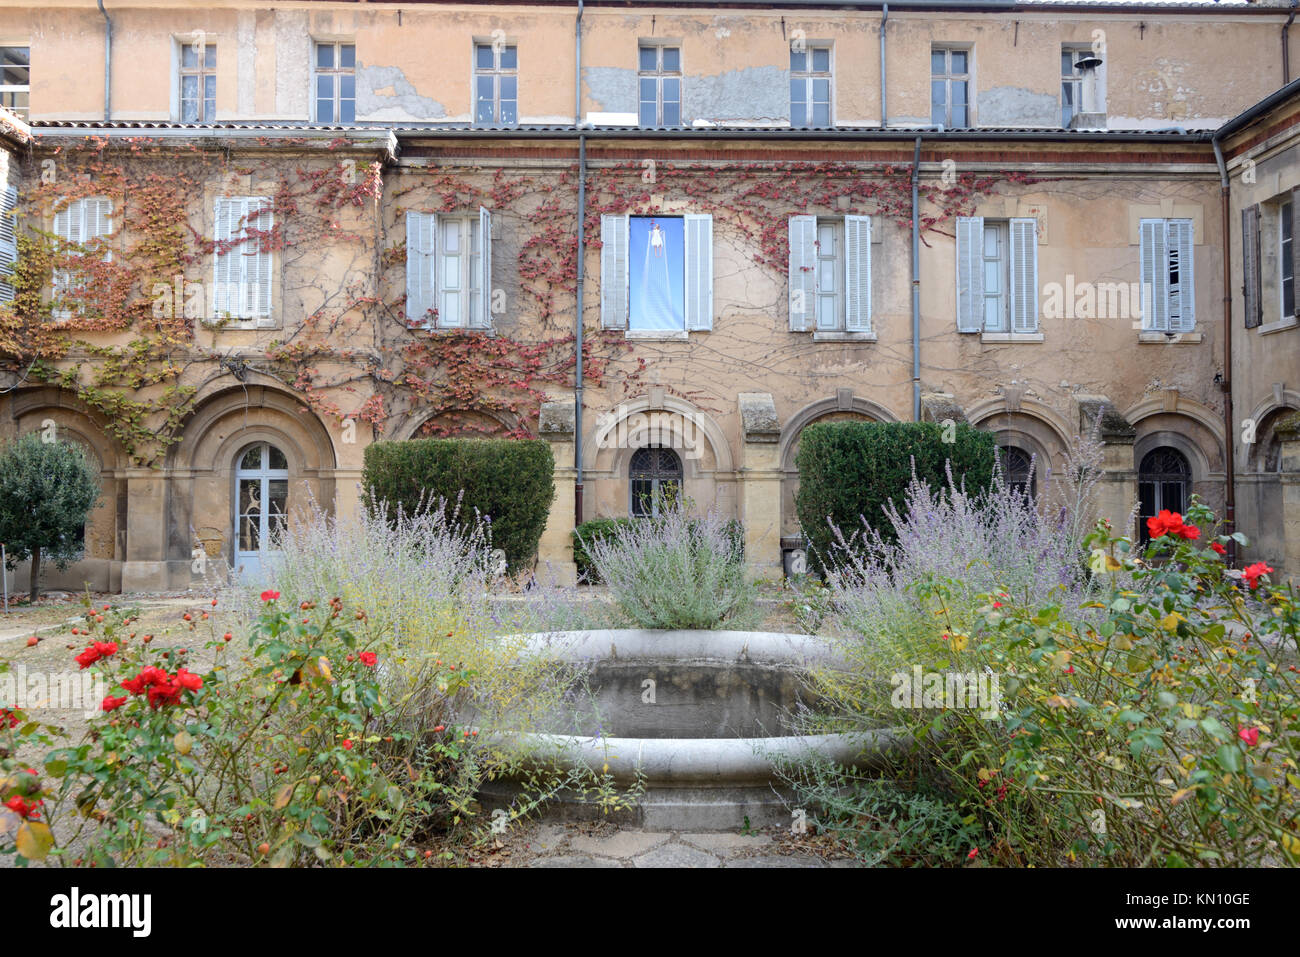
[362,438,554,571]
[574,515,745,584]
[794,421,996,569]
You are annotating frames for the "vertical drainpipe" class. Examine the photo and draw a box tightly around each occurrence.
[1212,135,1237,566]
[574,0,586,527]
[1285,1,1297,84]
[879,5,888,128]
[911,136,922,421]
[98,0,112,120]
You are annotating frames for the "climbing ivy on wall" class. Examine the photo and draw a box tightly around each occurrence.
[0,135,1036,464]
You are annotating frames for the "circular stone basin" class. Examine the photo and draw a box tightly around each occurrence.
[477,629,897,831]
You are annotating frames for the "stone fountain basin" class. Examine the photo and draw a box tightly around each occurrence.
[478,629,897,830]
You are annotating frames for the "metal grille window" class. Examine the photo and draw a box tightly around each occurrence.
[638,44,681,128]
[0,46,29,118]
[790,45,831,128]
[629,446,682,518]
[474,42,517,127]
[1138,447,1190,542]
[1282,200,1294,319]
[315,42,356,124]
[180,42,216,123]
[999,445,1036,498]
[931,47,969,129]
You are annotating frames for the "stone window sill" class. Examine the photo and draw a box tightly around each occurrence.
[981,332,1044,343]
[625,329,689,341]
[812,331,877,342]
[1258,317,1298,336]
[1138,330,1203,344]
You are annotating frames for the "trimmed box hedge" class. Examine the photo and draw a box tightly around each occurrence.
[794,421,996,569]
[362,437,554,571]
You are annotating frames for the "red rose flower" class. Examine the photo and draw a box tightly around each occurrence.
[1242,562,1274,590]
[1146,510,1186,540]
[967,848,979,860]
[174,668,203,692]
[260,589,280,602]
[121,665,170,696]
[341,739,353,750]
[359,651,377,668]
[1178,524,1200,541]
[101,695,128,712]
[1210,541,1227,556]
[3,795,40,819]
[1238,726,1260,748]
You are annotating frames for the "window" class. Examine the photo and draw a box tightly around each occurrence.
[638,44,681,128]
[234,442,288,581]
[212,196,274,325]
[179,42,217,123]
[790,44,831,128]
[629,446,682,518]
[931,47,969,129]
[1282,200,1294,320]
[0,46,29,118]
[405,209,493,329]
[1139,218,1195,332]
[999,445,1036,498]
[52,196,113,319]
[788,214,871,333]
[1138,447,1190,542]
[956,216,1038,334]
[600,213,712,333]
[314,42,356,124]
[1061,46,1105,128]
[0,185,17,302]
[474,42,517,127]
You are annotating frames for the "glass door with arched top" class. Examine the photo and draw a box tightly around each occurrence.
[1138,447,1190,542]
[234,442,288,581]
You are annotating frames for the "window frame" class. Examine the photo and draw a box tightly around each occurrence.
[930,46,971,129]
[211,195,275,328]
[177,39,217,123]
[51,196,114,321]
[638,42,682,129]
[0,45,29,119]
[313,40,357,125]
[473,41,518,128]
[404,209,493,331]
[981,219,1010,332]
[790,43,832,129]
[1281,199,1294,321]
[1138,217,1196,333]
[628,446,683,518]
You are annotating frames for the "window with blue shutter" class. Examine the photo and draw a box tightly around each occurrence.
[0,185,18,303]
[52,196,113,320]
[1139,218,1195,332]
[602,213,713,333]
[404,210,492,330]
[788,214,869,333]
[212,196,273,326]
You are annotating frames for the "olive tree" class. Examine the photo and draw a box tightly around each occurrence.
[0,432,102,601]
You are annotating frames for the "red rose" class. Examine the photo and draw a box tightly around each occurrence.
[1178,524,1200,541]
[260,589,281,602]
[74,648,99,669]
[967,848,979,860]
[1210,542,1227,556]
[1146,509,1186,540]
[3,795,40,819]
[341,739,353,750]
[121,665,170,696]
[147,680,183,709]
[359,651,377,668]
[1238,726,1260,747]
[174,668,203,692]
[101,695,128,712]
[1242,562,1274,590]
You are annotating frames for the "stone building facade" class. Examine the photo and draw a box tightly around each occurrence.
[0,1,1295,590]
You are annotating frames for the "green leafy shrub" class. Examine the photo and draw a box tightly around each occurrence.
[794,421,995,571]
[362,438,554,571]
[0,432,102,601]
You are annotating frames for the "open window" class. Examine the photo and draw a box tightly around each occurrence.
[956,216,1038,334]
[788,215,871,334]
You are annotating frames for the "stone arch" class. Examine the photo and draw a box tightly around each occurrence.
[1242,389,1300,474]
[0,386,128,589]
[777,394,901,540]
[1128,407,1223,521]
[966,400,1073,493]
[391,406,521,441]
[581,394,735,520]
[166,384,338,572]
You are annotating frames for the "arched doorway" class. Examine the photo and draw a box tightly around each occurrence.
[234,442,288,581]
[1138,446,1190,541]
[629,446,682,517]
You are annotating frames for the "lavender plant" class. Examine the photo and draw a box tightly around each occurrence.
[579,498,758,631]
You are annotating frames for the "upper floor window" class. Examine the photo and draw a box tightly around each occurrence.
[314,42,356,124]
[956,216,1038,334]
[600,213,713,333]
[405,209,493,330]
[1061,45,1105,128]
[931,47,969,129]
[790,44,831,128]
[52,196,113,319]
[474,42,517,127]
[0,185,17,303]
[179,41,216,123]
[1241,196,1297,330]
[788,214,871,334]
[1139,218,1195,332]
[0,46,29,118]
[212,196,274,326]
[638,44,681,128]
[1281,200,1294,319]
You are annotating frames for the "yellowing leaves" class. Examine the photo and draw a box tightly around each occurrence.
[1158,612,1185,633]
[15,820,54,860]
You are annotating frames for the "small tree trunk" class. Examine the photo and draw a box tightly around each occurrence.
[29,545,40,603]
